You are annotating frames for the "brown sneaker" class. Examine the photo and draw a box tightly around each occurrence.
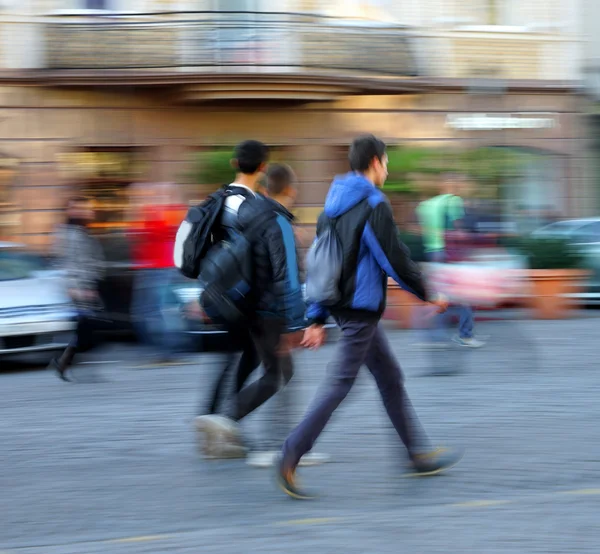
[406,447,464,477]
[275,455,315,500]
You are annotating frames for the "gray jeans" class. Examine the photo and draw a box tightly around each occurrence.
[282,317,430,468]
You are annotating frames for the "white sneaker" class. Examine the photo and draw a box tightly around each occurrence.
[194,415,244,459]
[452,336,486,348]
[246,451,331,468]
[246,451,279,468]
[298,452,331,467]
[194,414,240,440]
[205,437,248,460]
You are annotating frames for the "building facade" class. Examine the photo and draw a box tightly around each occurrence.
[0,0,589,247]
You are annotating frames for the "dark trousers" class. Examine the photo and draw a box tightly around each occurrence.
[282,317,429,468]
[69,312,104,353]
[204,318,292,423]
[205,326,260,415]
[232,318,291,422]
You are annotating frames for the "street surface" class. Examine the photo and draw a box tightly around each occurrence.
[1,317,599,553]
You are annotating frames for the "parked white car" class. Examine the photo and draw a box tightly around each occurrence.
[0,243,76,358]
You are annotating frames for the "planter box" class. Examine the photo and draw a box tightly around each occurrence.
[528,270,589,320]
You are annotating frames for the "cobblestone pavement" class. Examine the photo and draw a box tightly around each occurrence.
[1,317,599,553]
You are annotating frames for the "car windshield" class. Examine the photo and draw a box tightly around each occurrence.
[0,249,46,281]
[535,221,583,237]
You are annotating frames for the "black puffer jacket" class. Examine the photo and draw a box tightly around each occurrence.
[217,186,305,330]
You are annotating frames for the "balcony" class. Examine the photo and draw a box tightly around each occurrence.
[43,11,417,77]
[420,30,577,82]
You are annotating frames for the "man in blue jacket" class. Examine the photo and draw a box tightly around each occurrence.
[276,135,464,499]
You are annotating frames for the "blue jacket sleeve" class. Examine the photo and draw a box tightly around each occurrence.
[307,302,330,326]
[268,215,307,331]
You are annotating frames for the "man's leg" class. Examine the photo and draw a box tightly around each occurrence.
[245,349,295,467]
[365,325,430,457]
[365,325,464,476]
[458,305,474,339]
[203,326,256,415]
[423,251,449,345]
[452,305,485,347]
[281,319,377,470]
[231,319,285,422]
[196,326,257,458]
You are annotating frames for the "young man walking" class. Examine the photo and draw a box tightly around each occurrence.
[194,141,306,458]
[416,173,485,348]
[276,135,464,499]
[244,164,329,468]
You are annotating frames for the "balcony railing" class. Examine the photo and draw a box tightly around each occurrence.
[43,11,417,76]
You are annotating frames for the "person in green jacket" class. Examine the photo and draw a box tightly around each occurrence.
[416,174,485,348]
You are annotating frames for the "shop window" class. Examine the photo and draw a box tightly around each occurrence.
[57,149,146,232]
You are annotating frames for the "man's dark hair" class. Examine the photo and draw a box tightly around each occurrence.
[266,164,296,196]
[233,140,270,175]
[348,134,386,172]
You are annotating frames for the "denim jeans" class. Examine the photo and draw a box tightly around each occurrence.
[417,251,474,342]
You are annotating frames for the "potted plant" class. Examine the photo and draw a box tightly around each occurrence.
[519,237,587,319]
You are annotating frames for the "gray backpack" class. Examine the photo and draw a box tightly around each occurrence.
[305,218,343,306]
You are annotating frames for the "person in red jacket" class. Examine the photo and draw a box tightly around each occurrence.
[130,183,187,365]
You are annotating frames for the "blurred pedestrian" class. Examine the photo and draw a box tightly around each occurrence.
[243,163,329,468]
[48,196,105,382]
[276,135,463,500]
[416,173,485,348]
[194,141,306,459]
[130,183,187,366]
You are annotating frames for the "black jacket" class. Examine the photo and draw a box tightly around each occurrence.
[307,173,429,324]
[217,185,305,330]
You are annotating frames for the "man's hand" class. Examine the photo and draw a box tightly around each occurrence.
[278,330,304,355]
[430,293,449,314]
[301,324,326,351]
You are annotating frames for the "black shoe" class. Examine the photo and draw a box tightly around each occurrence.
[275,454,314,500]
[406,447,464,477]
[48,358,70,382]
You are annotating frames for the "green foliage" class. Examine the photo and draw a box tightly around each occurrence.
[502,236,584,270]
[384,147,447,195]
[187,149,234,188]
[383,145,539,198]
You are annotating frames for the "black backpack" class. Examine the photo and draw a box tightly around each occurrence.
[199,197,277,324]
[173,187,228,280]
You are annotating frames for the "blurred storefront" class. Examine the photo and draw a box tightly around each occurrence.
[0,4,590,248]
[0,84,585,249]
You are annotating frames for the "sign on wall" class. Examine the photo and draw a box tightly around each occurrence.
[446,113,559,131]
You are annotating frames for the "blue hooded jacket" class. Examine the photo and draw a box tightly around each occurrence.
[307,172,428,324]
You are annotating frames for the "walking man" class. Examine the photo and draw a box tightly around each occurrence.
[276,135,464,499]
[244,164,329,468]
[416,173,485,348]
[194,141,306,457]
[49,196,105,381]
